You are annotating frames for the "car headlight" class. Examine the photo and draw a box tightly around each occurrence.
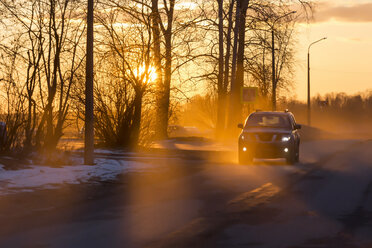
[241,134,252,141]
[281,135,291,142]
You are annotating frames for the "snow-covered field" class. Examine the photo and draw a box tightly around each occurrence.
[0,157,153,195]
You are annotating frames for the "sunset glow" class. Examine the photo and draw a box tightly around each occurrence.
[294,0,372,100]
[134,64,157,84]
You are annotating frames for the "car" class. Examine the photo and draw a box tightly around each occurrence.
[237,110,301,165]
[168,125,203,137]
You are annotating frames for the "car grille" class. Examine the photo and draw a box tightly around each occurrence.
[257,133,274,142]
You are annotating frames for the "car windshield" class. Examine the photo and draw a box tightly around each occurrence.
[245,114,291,129]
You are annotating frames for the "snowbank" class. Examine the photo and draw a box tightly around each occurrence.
[0,157,153,195]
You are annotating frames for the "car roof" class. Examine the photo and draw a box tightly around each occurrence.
[250,111,292,116]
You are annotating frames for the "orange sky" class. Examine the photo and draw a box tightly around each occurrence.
[294,0,372,101]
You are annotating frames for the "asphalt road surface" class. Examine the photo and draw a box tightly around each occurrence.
[0,139,372,248]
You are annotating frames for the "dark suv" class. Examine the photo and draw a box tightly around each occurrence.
[238,110,301,164]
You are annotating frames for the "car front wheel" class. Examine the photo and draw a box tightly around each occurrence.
[286,147,297,165]
[295,145,300,162]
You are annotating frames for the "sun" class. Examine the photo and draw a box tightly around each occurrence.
[134,64,157,84]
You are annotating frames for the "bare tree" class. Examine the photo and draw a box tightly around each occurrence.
[226,0,312,128]
[0,39,27,150]
[103,0,201,139]
[215,0,236,138]
[227,0,250,130]
[246,1,299,103]
[91,2,155,147]
[0,0,86,152]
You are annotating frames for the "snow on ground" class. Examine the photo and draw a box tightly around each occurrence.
[0,157,154,195]
[94,149,136,156]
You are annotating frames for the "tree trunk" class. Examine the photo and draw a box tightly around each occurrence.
[130,90,144,147]
[151,0,166,139]
[155,0,175,140]
[228,0,241,130]
[157,32,172,139]
[224,0,235,92]
[216,0,225,138]
[24,96,33,148]
[220,0,235,139]
[228,0,249,131]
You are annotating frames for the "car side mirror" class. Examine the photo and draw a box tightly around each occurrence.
[295,124,301,130]
[237,123,244,129]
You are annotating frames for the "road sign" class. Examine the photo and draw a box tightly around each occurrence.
[241,87,258,103]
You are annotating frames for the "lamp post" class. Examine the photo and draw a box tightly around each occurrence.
[271,11,296,111]
[307,37,327,126]
[85,0,94,165]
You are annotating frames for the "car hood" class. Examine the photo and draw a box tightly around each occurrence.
[242,128,291,134]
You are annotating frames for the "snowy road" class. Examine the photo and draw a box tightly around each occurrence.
[0,139,371,248]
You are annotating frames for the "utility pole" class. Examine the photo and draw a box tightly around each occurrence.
[85,0,94,165]
[307,37,327,126]
[271,29,276,110]
[307,51,310,126]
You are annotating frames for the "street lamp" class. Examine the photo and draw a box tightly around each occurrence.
[271,10,296,111]
[85,0,94,165]
[307,37,327,126]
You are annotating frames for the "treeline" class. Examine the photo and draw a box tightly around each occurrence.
[0,0,313,152]
[286,92,372,135]
[179,92,372,138]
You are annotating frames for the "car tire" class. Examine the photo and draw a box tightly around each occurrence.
[295,145,300,162]
[286,148,296,165]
